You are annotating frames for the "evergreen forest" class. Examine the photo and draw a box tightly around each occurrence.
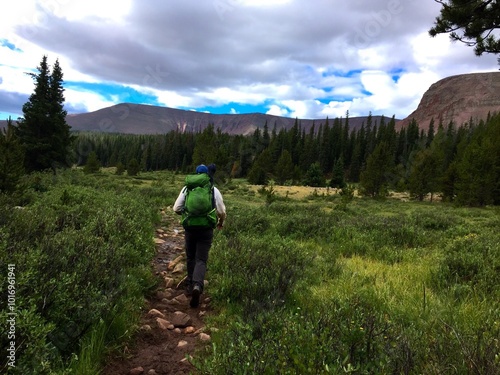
[71,111,500,207]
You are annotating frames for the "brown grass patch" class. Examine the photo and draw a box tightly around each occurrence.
[249,185,343,200]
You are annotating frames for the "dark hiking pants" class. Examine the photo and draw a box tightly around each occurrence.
[185,227,214,292]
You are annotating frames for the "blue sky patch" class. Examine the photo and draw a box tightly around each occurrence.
[321,69,363,78]
[64,81,160,105]
[390,68,405,83]
[316,97,349,104]
[184,100,275,115]
[0,39,22,52]
[317,86,373,103]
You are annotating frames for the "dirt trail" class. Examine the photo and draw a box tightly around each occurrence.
[103,210,211,375]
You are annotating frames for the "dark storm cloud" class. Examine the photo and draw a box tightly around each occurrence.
[14,0,445,93]
[6,0,498,119]
[0,90,28,118]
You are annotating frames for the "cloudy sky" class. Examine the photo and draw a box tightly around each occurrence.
[1,0,498,122]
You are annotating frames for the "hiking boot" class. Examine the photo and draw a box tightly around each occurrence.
[190,284,201,308]
[184,282,193,296]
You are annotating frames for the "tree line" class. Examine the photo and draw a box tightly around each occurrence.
[72,111,500,206]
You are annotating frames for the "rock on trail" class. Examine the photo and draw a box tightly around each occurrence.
[103,209,213,375]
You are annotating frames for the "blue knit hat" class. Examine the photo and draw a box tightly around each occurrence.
[196,164,208,174]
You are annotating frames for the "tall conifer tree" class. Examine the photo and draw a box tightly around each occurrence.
[359,141,393,197]
[0,118,25,192]
[16,55,73,172]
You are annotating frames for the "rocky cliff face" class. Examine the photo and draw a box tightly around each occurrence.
[398,72,500,131]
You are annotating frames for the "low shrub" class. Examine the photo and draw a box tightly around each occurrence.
[0,172,158,373]
[200,289,408,374]
[412,209,461,231]
[433,232,500,295]
[200,185,500,374]
[220,207,271,237]
[209,233,307,319]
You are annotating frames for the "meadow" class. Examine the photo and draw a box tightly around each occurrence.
[201,177,500,374]
[0,169,499,374]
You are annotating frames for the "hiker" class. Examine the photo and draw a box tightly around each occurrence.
[173,164,226,308]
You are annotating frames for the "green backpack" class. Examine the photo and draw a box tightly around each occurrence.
[181,173,217,229]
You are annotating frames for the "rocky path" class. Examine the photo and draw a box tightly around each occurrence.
[103,209,212,375]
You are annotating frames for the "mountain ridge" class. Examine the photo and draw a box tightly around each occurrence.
[63,103,388,135]
[2,71,500,134]
[398,71,500,130]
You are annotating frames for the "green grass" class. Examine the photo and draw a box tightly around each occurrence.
[0,169,165,374]
[199,186,500,374]
[2,170,498,374]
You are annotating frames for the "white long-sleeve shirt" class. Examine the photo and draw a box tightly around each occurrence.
[173,185,226,225]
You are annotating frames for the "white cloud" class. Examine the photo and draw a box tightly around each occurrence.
[320,101,352,119]
[152,89,192,108]
[280,100,311,119]
[411,32,451,69]
[64,88,117,113]
[2,0,499,122]
[55,0,132,22]
[0,63,36,95]
[239,0,291,6]
[266,104,289,117]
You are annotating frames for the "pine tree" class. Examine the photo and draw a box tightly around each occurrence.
[348,141,362,182]
[275,150,294,185]
[299,123,316,172]
[318,118,332,173]
[304,162,325,187]
[262,121,270,150]
[127,158,140,176]
[15,56,73,172]
[0,118,25,192]
[115,161,125,175]
[430,0,500,59]
[408,149,439,201]
[192,124,217,167]
[359,141,392,198]
[455,117,499,206]
[83,151,101,174]
[247,148,272,185]
[404,119,421,160]
[329,156,346,188]
[342,111,350,162]
[426,118,435,147]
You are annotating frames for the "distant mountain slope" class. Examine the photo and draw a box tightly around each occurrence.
[0,108,386,135]
[4,72,499,134]
[63,103,386,135]
[398,71,500,131]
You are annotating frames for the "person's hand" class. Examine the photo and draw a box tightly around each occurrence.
[217,223,223,230]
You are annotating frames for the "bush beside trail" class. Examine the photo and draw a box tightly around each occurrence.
[0,170,161,374]
[197,193,500,374]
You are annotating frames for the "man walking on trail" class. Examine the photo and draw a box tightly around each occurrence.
[173,164,226,308]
